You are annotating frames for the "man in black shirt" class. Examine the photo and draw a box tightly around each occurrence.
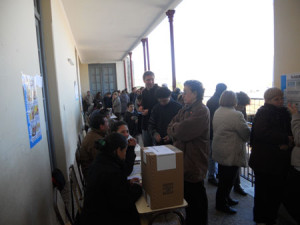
[206,83,227,186]
[129,87,137,104]
[148,87,182,145]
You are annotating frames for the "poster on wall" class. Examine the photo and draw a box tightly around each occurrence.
[74,81,79,100]
[22,74,42,148]
[281,73,300,111]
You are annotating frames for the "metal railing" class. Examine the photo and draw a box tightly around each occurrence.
[240,143,255,186]
[203,96,264,186]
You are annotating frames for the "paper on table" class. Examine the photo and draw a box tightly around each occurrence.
[127,164,142,180]
[110,113,117,119]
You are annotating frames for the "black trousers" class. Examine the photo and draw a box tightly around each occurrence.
[234,169,241,188]
[216,164,239,207]
[253,171,286,224]
[184,180,208,225]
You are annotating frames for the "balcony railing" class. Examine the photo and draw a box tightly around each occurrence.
[203,96,264,186]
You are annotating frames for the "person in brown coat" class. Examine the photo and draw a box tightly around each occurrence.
[168,80,210,225]
[79,112,109,179]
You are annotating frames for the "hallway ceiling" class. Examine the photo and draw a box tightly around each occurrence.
[61,0,183,64]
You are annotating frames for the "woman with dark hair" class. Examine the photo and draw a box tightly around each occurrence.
[233,91,251,196]
[168,80,210,225]
[111,121,137,176]
[79,133,142,225]
[93,92,103,106]
[235,91,251,120]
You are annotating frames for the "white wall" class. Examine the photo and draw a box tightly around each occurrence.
[52,0,82,174]
[0,0,56,224]
[79,62,90,97]
[274,0,300,87]
[116,61,126,91]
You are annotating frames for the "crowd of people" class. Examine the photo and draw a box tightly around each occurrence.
[78,71,300,225]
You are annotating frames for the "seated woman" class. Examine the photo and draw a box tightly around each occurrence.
[111,121,137,176]
[212,91,250,214]
[79,133,142,225]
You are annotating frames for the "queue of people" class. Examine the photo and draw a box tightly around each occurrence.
[78,71,299,225]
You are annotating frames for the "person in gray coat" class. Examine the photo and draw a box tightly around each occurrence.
[212,91,250,214]
[120,90,130,117]
[112,91,121,120]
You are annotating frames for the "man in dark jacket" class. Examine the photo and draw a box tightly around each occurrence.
[79,112,109,178]
[129,87,137,103]
[139,71,159,147]
[148,87,182,145]
[206,83,227,186]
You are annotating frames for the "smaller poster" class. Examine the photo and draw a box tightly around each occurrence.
[74,81,79,100]
[285,73,300,111]
[22,74,42,148]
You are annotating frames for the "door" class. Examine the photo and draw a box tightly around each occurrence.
[89,63,117,95]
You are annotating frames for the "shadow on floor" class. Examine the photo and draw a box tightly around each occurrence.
[150,178,255,225]
[206,178,255,225]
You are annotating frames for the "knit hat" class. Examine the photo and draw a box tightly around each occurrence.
[264,87,283,101]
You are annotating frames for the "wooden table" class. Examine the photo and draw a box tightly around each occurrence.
[135,195,188,225]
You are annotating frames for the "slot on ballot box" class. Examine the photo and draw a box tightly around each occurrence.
[141,145,183,209]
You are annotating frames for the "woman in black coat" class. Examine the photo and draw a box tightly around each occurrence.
[79,133,142,225]
[249,88,293,225]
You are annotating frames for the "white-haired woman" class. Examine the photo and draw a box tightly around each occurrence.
[212,91,250,214]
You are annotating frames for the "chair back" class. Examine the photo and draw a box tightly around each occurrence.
[78,132,83,146]
[74,149,85,189]
[82,130,87,138]
[69,165,84,220]
[53,187,73,225]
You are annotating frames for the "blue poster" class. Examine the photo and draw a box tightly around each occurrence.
[22,74,42,148]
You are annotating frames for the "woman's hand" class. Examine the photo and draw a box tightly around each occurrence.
[287,103,298,115]
[154,134,161,143]
[130,177,141,186]
[142,109,148,116]
[128,138,137,146]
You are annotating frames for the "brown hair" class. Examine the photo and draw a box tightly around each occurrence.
[219,91,237,107]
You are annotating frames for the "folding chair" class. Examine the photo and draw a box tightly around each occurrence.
[69,165,84,221]
[74,148,85,188]
[78,132,83,146]
[53,187,73,225]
